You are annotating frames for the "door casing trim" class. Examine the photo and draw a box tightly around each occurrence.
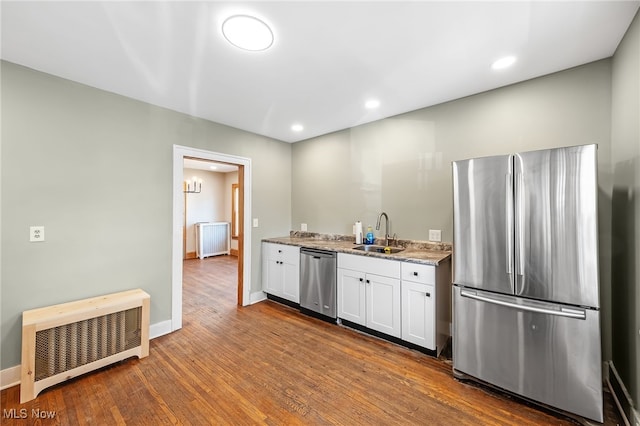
[172,145,252,331]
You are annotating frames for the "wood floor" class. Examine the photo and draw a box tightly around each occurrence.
[2,255,623,425]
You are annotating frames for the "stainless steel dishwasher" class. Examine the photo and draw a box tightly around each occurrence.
[300,248,337,320]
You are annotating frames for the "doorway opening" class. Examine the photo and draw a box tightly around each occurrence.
[182,158,239,261]
[172,145,252,333]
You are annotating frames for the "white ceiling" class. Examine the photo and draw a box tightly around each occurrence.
[2,1,638,143]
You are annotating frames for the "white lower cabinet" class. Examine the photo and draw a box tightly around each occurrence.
[337,254,401,338]
[401,280,435,349]
[366,273,401,338]
[337,253,451,355]
[336,268,366,325]
[401,260,451,355]
[262,242,300,303]
[401,262,436,349]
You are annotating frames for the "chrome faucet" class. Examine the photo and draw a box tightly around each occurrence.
[376,212,390,247]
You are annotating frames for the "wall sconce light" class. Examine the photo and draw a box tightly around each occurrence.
[184,176,202,193]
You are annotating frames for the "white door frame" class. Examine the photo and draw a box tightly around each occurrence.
[172,145,252,331]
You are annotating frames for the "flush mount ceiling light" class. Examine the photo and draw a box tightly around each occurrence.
[365,99,380,109]
[291,124,304,132]
[222,15,274,51]
[492,55,517,70]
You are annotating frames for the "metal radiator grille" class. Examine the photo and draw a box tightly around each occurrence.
[34,307,142,381]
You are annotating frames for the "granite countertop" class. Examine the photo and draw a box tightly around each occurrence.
[263,231,451,266]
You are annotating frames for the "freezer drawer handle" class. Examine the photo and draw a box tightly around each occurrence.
[460,290,586,320]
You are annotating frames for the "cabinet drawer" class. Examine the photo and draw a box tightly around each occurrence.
[265,242,300,263]
[401,262,435,285]
[337,253,400,279]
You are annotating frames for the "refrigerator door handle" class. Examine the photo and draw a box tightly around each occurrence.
[459,289,586,320]
[505,173,514,275]
[514,172,525,281]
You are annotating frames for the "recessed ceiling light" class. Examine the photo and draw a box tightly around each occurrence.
[210,165,218,170]
[291,124,304,132]
[222,15,274,51]
[492,56,517,70]
[365,99,380,109]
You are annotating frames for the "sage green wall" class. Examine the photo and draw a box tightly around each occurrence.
[292,60,612,244]
[0,61,292,369]
[611,10,640,409]
[292,58,614,368]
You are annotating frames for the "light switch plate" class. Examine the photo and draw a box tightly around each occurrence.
[252,218,259,228]
[30,226,45,242]
[428,229,441,242]
[301,223,307,231]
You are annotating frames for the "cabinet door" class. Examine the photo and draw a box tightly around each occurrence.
[282,261,300,303]
[402,281,435,349]
[366,274,401,338]
[337,268,366,325]
[264,259,284,296]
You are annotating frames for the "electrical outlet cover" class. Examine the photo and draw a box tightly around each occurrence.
[30,226,45,242]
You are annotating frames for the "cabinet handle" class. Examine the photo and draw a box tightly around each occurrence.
[366,279,370,284]
[425,292,431,297]
[278,250,282,253]
[413,271,418,276]
[359,278,364,282]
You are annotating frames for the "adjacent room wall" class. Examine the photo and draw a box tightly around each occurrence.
[183,168,227,255]
[0,61,292,370]
[611,10,640,413]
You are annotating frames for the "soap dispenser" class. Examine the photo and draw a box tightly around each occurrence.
[365,226,374,245]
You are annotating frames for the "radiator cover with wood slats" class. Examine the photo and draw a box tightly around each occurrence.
[196,222,230,259]
[21,289,150,403]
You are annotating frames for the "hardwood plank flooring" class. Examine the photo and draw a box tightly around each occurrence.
[2,255,623,425]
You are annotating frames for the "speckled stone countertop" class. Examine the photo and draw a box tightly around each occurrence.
[263,231,451,266]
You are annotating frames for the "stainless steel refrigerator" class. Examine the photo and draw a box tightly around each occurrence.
[452,144,602,423]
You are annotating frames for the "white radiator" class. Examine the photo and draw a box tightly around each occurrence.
[196,222,230,259]
[20,289,150,403]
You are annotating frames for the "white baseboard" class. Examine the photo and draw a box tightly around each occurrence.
[249,291,267,305]
[1,319,175,392]
[0,365,21,391]
[150,319,173,339]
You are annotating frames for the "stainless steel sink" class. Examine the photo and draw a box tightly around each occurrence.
[352,245,404,254]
